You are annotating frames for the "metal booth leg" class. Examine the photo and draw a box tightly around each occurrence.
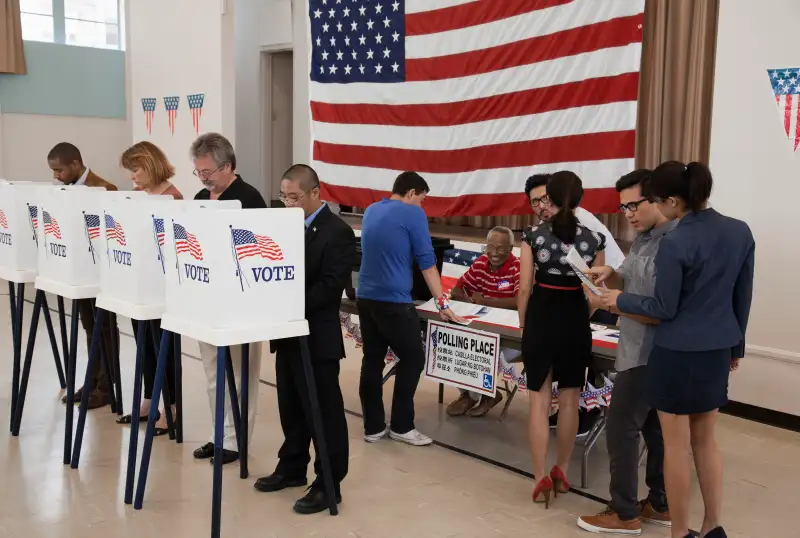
[211,346,228,538]
[10,283,24,431]
[224,348,242,455]
[41,294,67,389]
[110,313,124,416]
[63,299,81,465]
[299,336,338,516]
[134,330,173,510]
[240,344,249,479]
[174,335,183,443]
[148,320,175,440]
[70,308,106,468]
[11,289,43,436]
[124,320,148,505]
[580,413,607,489]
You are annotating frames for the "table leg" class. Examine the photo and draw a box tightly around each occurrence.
[211,346,228,538]
[124,320,147,505]
[299,336,338,516]
[71,308,105,468]
[240,344,249,479]
[580,413,607,489]
[11,290,43,436]
[63,299,80,465]
[174,335,183,444]
[134,330,173,510]
[438,383,444,404]
[41,295,66,389]
[380,364,397,385]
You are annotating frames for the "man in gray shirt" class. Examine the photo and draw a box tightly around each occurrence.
[577,170,677,535]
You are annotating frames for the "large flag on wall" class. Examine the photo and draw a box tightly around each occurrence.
[308,0,645,217]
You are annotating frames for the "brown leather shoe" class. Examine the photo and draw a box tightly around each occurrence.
[446,392,477,417]
[468,392,503,417]
[577,507,642,535]
[79,388,111,410]
[62,386,85,404]
[638,500,671,527]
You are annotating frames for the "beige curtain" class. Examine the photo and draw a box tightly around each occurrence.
[354,0,720,240]
[0,0,27,75]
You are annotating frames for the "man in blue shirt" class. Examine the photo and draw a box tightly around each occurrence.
[357,172,461,447]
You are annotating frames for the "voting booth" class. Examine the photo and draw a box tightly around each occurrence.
[0,182,52,283]
[159,206,308,345]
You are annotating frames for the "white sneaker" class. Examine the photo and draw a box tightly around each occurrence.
[364,425,389,443]
[389,429,433,446]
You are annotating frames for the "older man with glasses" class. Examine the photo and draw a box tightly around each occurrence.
[191,133,268,466]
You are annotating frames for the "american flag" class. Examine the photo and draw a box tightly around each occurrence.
[173,223,204,260]
[28,205,38,229]
[0,209,8,229]
[43,210,61,239]
[429,327,438,372]
[188,93,205,135]
[164,96,180,136]
[105,214,127,246]
[309,0,644,217]
[153,218,165,247]
[84,214,101,239]
[768,68,800,152]
[142,97,157,135]
[231,228,284,261]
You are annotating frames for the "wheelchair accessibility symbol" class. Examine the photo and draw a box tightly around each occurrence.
[482,373,493,390]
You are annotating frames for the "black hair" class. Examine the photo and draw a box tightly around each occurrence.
[547,171,583,244]
[392,171,429,196]
[615,169,652,192]
[47,142,83,165]
[524,174,550,197]
[644,161,713,213]
[282,163,320,192]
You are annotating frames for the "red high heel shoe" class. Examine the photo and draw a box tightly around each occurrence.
[549,466,570,497]
[532,476,553,508]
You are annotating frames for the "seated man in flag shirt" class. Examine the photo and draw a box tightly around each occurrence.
[447,226,520,418]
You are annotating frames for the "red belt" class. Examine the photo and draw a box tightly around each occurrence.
[537,283,581,291]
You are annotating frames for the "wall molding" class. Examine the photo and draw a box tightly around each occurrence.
[745,344,800,365]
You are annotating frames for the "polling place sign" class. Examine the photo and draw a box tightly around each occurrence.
[423,320,500,397]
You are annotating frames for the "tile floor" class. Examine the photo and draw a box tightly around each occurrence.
[0,293,797,537]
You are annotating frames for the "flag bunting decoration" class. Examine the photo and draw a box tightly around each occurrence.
[308,0,645,217]
[141,97,157,135]
[188,93,205,135]
[164,96,180,135]
[768,68,800,152]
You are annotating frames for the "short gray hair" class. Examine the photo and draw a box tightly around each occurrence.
[190,132,237,170]
[487,226,514,245]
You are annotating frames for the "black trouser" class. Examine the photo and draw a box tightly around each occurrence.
[275,340,348,492]
[357,299,425,436]
[607,366,668,520]
[130,319,176,404]
[77,299,119,392]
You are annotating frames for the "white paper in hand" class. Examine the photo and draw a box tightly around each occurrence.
[566,246,601,295]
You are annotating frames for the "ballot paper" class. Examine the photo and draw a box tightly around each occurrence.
[418,299,489,325]
[566,246,601,295]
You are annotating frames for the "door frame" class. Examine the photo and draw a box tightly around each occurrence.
[259,44,293,206]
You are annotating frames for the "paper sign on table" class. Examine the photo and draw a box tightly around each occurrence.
[423,320,500,397]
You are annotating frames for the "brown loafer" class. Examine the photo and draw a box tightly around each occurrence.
[446,392,477,417]
[468,392,503,417]
[79,388,111,410]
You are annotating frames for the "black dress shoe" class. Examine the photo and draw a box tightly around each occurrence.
[293,487,341,515]
[254,473,307,492]
[193,442,215,459]
[705,528,727,538]
[210,449,239,465]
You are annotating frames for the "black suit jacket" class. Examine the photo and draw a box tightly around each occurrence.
[271,205,357,360]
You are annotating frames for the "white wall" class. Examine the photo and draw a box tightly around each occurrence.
[0,113,131,187]
[127,0,235,198]
[709,0,800,415]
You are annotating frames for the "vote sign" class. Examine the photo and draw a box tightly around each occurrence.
[0,182,49,281]
[424,320,500,397]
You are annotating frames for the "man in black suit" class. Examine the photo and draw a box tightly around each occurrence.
[254,164,356,515]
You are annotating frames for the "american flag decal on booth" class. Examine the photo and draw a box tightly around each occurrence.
[188,93,205,134]
[231,228,284,262]
[43,211,61,239]
[164,96,180,136]
[141,98,157,134]
[173,223,204,260]
[308,0,644,216]
[105,214,127,246]
[768,68,800,152]
[28,205,38,229]
[0,209,8,229]
[84,214,101,239]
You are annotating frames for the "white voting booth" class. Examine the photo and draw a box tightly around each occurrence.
[35,187,148,299]
[159,206,308,345]
[0,182,54,283]
[95,198,242,321]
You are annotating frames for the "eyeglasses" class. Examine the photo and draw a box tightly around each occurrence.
[278,192,307,205]
[619,198,648,213]
[529,194,550,208]
[484,244,511,254]
[192,164,226,180]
